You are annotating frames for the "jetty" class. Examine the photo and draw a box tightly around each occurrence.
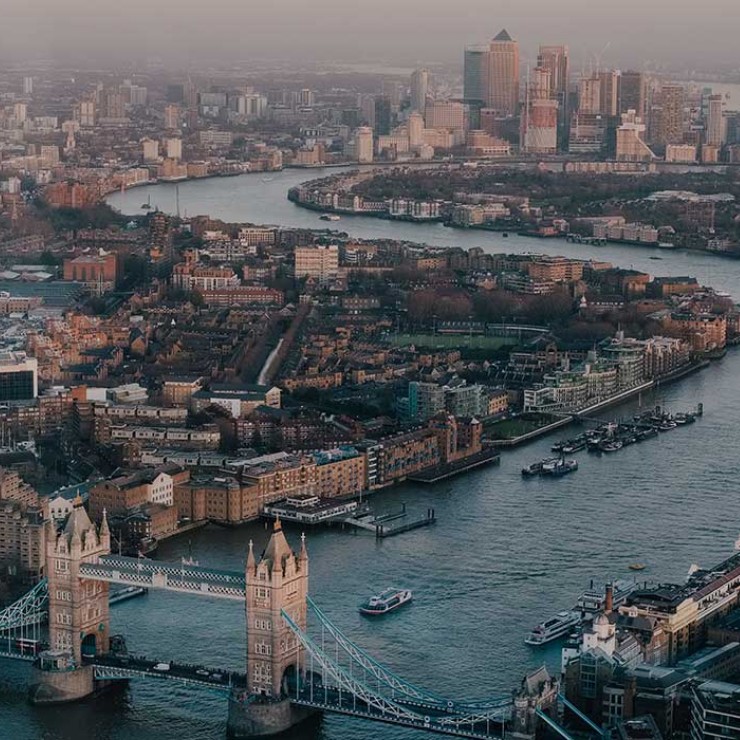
[344,505,436,538]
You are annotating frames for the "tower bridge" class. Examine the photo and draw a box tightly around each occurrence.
[0,500,573,739]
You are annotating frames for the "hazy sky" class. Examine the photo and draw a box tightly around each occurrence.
[6,0,740,71]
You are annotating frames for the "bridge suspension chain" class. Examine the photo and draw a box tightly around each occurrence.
[306,596,511,714]
[282,607,429,724]
[0,578,48,632]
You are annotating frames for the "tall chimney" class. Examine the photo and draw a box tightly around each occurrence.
[604,583,614,613]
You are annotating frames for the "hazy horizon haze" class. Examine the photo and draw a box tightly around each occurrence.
[5,0,740,73]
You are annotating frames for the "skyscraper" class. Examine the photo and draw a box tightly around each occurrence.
[374,96,392,136]
[537,46,569,103]
[537,45,569,147]
[487,29,520,117]
[598,70,620,116]
[578,76,601,115]
[464,46,488,104]
[706,94,725,147]
[659,84,686,145]
[410,69,429,113]
[619,71,647,120]
[522,67,558,154]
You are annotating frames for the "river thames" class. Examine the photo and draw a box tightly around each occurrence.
[3,171,740,740]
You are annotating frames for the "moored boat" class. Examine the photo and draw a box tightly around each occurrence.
[525,611,580,646]
[541,458,578,477]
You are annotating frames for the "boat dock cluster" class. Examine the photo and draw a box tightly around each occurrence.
[524,406,702,477]
[561,405,701,455]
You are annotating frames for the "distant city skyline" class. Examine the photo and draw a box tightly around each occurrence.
[3,0,740,72]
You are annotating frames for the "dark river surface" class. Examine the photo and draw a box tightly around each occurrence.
[3,169,740,740]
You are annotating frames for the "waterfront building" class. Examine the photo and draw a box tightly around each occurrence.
[89,467,185,519]
[354,126,374,163]
[372,428,440,487]
[311,447,366,499]
[142,138,159,162]
[165,138,182,160]
[663,312,727,353]
[600,334,647,389]
[174,475,259,524]
[486,29,520,116]
[240,455,318,509]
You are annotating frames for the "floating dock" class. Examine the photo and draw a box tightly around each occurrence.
[344,505,436,538]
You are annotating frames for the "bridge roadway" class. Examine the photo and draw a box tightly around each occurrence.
[78,555,246,600]
[286,678,506,740]
[90,653,247,692]
[0,644,43,662]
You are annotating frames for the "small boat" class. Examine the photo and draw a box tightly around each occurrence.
[599,440,623,453]
[551,442,565,453]
[522,462,543,477]
[319,214,341,222]
[674,413,695,425]
[525,611,580,646]
[629,563,646,571]
[575,580,639,614]
[657,420,677,431]
[542,459,578,477]
[502,232,509,238]
[649,256,662,260]
[359,588,412,616]
[562,441,586,454]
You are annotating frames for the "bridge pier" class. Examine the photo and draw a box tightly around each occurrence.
[226,694,317,738]
[28,663,95,705]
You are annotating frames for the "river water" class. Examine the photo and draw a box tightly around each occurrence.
[3,171,740,740]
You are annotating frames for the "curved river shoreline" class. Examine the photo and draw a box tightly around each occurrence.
[107,167,740,296]
[1,172,738,740]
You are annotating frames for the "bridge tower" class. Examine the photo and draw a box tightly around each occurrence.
[30,500,111,704]
[227,520,315,738]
